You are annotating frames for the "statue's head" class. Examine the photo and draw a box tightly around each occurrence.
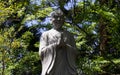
[50,9,65,30]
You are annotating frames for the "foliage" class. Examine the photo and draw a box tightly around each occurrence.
[0,0,120,75]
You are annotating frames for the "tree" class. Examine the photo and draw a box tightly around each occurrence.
[1,0,120,74]
[0,0,52,74]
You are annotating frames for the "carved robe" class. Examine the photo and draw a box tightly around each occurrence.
[39,29,78,75]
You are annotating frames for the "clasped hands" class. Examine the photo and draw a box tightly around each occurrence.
[56,37,66,48]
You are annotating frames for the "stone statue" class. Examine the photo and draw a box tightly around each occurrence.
[39,9,78,75]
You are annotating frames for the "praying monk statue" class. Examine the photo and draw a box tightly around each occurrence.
[39,9,78,75]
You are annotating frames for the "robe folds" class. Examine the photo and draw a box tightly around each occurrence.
[39,29,78,75]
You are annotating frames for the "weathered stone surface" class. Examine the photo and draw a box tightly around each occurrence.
[39,9,78,75]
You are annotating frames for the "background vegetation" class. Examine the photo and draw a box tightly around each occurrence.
[0,0,120,75]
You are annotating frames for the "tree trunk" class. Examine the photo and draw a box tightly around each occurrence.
[2,49,5,75]
[99,18,108,55]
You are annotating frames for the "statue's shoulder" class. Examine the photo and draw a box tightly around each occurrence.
[63,30,72,35]
[64,30,69,33]
[41,29,52,37]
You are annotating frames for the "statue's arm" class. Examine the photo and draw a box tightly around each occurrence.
[66,33,78,54]
[67,33,76,49]
[39,32,57,56]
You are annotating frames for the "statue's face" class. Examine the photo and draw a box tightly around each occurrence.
[51,15,64,30]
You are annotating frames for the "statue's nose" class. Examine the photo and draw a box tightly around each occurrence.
[57,17,60,20]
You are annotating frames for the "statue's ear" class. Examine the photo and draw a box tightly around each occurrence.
[50,17,55,22]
